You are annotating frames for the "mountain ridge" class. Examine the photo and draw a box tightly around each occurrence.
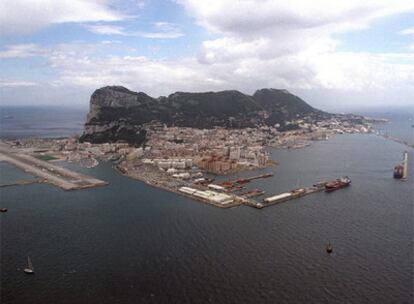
[80,86,331,144]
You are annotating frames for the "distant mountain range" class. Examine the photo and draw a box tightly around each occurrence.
[80,86,332,144]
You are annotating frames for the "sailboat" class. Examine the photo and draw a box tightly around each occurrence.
[24,256,34,274]
[326,241,333,254]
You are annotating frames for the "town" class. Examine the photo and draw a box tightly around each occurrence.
[0,115,378,207]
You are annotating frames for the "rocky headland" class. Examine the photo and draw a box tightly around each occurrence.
[79,86,332,144]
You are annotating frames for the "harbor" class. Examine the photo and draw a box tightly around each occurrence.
[173,176,351,209]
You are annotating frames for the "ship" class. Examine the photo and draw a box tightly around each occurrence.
[325,176,351,192]
[393,165,404,179]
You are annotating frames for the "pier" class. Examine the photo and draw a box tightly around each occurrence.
[257,184,325,208]
[218,173,274,189]
[0,142,107,190]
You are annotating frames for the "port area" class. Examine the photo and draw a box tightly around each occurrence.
[252,183,327,209]
[119,163,341,209]
[0,142,107,191]
[117,163,274,208]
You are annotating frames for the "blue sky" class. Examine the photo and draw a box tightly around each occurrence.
[1,0,414,110]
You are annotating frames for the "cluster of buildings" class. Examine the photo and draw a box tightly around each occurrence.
[7,114,375,176]
[179,187,235,206]
[142,126,272,174]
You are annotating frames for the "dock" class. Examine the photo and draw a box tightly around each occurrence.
[249,178,352,209]
[0,142,107,190]
[218,173,273,189]
[257,184,325,208]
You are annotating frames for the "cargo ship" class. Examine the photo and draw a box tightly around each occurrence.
[325,176,351,192]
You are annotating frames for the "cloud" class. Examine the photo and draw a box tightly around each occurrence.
[86,25,127,35]
[2,0,414,108]
[0,80,37,87]
[179,0,414,36]
[0,0,124,36]
[0,44,44,58]
[175,0,414,99]
[86,22,184,39]
[399,26,414,35]
[32,41,411,95]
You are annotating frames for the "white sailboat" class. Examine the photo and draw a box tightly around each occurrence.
[24,256,34,274]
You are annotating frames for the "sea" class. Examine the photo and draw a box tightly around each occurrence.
[0,106,413,304]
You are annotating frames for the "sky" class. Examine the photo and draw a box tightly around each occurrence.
[0,0,414,111]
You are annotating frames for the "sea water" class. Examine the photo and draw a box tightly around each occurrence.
[0,107,413,304]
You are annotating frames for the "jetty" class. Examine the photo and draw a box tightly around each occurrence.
[0,142,107,190]
[218,173,273,189]
[258,184,325,208]
[252,178,350,209]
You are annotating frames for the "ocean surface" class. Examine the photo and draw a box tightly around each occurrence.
[0,107,413,304]
[0,106,86,139]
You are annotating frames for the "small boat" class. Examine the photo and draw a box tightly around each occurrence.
[24,256,35,274]
[326,242,333,254]
[0,208,8,212]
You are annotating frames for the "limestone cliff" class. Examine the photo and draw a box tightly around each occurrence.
[80,86,328,144]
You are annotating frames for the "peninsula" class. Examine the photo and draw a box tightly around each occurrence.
[0,86,381,208]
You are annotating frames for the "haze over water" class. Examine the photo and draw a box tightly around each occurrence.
[0,108,413,304]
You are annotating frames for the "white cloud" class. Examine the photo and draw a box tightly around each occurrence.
[86,25,127,36]
[0,80,37,87]
[2,0,414,108]
[0,0,124,36]
[32,41,411,96]
[179,0,414,36]
[86,22,184,39]
[399,26,414,35]
[174,0,414,103]
[0,44,44,58]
